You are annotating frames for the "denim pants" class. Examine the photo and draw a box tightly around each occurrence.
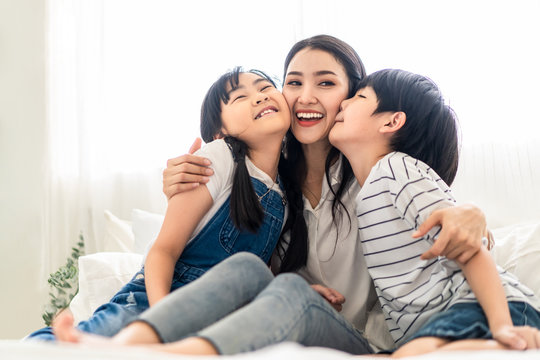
[27,177,285,341]
[139,252,373,355]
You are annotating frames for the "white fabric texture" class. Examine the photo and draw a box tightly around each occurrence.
[69,252,143,324]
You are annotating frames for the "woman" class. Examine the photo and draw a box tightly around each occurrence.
[54,35,487,355]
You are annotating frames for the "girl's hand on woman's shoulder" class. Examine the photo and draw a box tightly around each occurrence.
[163,138,214,200]
[310,284,346,312]
[414,204,488,264]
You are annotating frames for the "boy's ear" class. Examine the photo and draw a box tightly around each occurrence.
[380,112,406,134]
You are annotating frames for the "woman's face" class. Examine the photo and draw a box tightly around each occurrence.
[282,48,349,147]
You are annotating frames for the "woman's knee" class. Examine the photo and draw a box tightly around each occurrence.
[263,273,314,300]
[216,252,273,283]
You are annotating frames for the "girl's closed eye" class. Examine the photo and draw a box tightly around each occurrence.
[232,94,246,102]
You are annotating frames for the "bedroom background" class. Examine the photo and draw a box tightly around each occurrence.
[1,0,539,339]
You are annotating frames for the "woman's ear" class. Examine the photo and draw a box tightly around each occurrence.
[214,129,226,140]
[380,112,406,134]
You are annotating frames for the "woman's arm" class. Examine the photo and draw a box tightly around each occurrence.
[460,247,526,350]
[415,204,488,263]
[145,184,213,306]
[163,138,214,200]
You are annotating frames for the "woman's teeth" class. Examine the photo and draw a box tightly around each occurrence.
[296,112,323,120]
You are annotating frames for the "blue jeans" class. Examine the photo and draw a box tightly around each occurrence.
[27,176,285,341]
[406,301,540,344]
[138,252,373,355]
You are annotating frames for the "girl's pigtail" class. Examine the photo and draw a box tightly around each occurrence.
[224,136,264,233]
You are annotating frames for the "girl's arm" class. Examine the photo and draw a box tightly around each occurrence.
[163,138,214,200]
[145,184,213,306]
[460,247,526,349]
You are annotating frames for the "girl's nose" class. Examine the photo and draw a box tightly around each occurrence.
[255,94,269,105]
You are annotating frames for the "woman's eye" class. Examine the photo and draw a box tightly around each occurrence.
[320,81,335,87]
[260,85,273,91]
[286,80,301,86]
[233,95,246,102]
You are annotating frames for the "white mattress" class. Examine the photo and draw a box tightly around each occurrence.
[2,341,540,360]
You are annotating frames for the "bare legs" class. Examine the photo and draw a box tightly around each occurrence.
[392,336,508,358]
[53,310,219,355]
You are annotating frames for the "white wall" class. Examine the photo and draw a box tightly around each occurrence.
[0,0,48,338]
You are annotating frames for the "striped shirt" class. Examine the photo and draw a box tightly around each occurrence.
[356,151,540,346]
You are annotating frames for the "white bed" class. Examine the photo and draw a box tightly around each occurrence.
[4,210,540,359]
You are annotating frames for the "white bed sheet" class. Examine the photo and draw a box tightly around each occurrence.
[2,341,540,360]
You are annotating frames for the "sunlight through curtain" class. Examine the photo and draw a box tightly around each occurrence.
[45,0,540,275]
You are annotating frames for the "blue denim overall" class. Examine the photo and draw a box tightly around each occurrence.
[27,177,285,341]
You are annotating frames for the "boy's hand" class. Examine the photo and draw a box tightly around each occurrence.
[310,284,345,312]
[493,325,540,350]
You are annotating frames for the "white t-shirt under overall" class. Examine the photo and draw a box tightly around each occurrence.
[189,139,285,243]
[356,151,540,346]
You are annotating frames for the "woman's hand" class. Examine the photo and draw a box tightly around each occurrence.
[162,138,214,200]
[311,284,345,312]
[415,204,487,264]
[493,325,540,350]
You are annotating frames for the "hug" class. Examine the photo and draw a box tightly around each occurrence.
[26,35,540,357]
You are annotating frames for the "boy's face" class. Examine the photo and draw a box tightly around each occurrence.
[329,86,384,151]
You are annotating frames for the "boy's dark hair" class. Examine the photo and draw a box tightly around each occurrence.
[200,67,278,233]
[360,69,460,185]
[277,35,366,273]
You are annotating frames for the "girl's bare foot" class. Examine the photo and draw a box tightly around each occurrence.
[52,311,112,345]
[52,311,81,342]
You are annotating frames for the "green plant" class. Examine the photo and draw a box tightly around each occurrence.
[42,233,85,326]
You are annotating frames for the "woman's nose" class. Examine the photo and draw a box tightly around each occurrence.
[298,86,316,104]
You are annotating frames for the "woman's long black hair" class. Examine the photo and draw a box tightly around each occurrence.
[360,69,460,185]
[200,67,278,233]
[276,35,367,273]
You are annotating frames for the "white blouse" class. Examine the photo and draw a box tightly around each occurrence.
[274,155,394,351]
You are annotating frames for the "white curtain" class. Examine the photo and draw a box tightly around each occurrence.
[45,0,540,275]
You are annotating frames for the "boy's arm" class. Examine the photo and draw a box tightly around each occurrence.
[460,247,526,349]
[144,184,213,306]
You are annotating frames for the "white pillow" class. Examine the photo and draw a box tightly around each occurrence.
[493,221,540,298]
[69,252,143,324]
[131,208,164,255]
[102,210,135,253]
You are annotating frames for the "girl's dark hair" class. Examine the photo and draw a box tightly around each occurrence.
[277,35,366,273]
[360,69,460,185]
[200,67,278,233]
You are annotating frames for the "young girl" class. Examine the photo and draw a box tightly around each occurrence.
[328,68,540,355]
[29,67,290,340]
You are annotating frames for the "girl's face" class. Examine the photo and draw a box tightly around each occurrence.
[329,86,384,152]
[282,48,349,147]
[220,73,290,146]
